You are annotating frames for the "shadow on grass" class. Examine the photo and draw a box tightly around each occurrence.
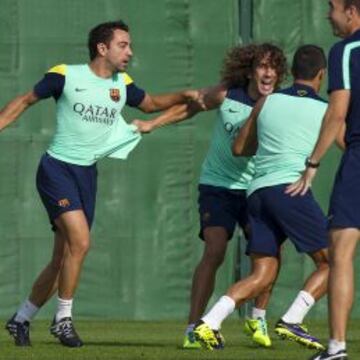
[40,340,166,347]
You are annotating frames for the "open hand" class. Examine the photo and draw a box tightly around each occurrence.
[285,167,318,196]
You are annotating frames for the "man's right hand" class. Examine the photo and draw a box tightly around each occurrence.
[285,167,318,196]
[132,119,155,134]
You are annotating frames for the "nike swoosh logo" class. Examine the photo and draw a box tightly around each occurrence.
[75,88,87,92]
[226,109,240,113]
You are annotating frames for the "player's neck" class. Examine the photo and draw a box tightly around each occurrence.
[349,23,360,36]
[88,59,116,79]
[246,83,261,102]
[294,79,319,93]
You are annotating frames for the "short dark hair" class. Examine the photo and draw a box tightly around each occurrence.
[291,45,327,80]
[344,0,360,12]
[88,20,129,61]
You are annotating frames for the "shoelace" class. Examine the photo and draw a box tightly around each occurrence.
[59,320,77,338]
[200,326,218,344]
[258,318,268,336]
[21,324,29,335]
[188,331,197,342]
[13,323,29,341]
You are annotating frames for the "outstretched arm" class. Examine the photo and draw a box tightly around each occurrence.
[137,89,203,113]
[286,90,349,196]
[232,96,267,156]
[133,102,202,133]
[0,91,39,132]
[133,84,227,133]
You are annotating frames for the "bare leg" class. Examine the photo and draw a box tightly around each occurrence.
[227,255,279,307]
[253,252,281,310]
[199,255,278,333]
[254,290,272,310]
[29,230,68,307]
[188,227,228,324]
[54,210,90,300]
[303,248,329,300]
[328,228,359,341]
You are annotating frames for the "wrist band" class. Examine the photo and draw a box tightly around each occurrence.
[305,157,320,168]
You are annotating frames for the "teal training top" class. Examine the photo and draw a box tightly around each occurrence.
[34,64,146,166]
[199,87,256,190]
[247,84,327,196]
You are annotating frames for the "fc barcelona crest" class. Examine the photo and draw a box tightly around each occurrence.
[110,88,120,102]
[297,90,308,97]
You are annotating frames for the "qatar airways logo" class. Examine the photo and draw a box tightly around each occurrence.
[73,103,118,126]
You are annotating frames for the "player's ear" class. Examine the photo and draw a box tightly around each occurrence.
[318,68,326,82]
[96,42,108,57]
[345,4,359,23]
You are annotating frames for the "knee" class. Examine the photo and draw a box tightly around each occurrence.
[68,237,91,258]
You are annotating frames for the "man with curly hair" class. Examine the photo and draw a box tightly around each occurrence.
[134,43,287,349]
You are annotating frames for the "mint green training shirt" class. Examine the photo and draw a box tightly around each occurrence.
[199,87,256,190]
[33,64,145,165]
[247,84,327,196]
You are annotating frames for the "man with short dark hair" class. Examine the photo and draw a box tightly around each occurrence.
[1,20,200,347]
[287,1,360,359]
[191,44,330,351]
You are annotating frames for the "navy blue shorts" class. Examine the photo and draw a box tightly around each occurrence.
[247,184,328,257]
[36,153,97,230]
[198,184,248,240]
[329,147,360,229]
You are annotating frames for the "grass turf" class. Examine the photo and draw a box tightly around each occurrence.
[0,319,359,360]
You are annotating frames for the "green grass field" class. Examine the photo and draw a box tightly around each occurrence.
[0,319,359,360]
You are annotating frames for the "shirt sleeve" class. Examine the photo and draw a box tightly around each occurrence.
[33,64,66,100]
[123,72,146,107]
[328,42,347,93]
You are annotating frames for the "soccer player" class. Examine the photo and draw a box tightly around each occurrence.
[192,44,330,351]
[134,43,287,348]
[0,20,201,347]
[287,1,360,359]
